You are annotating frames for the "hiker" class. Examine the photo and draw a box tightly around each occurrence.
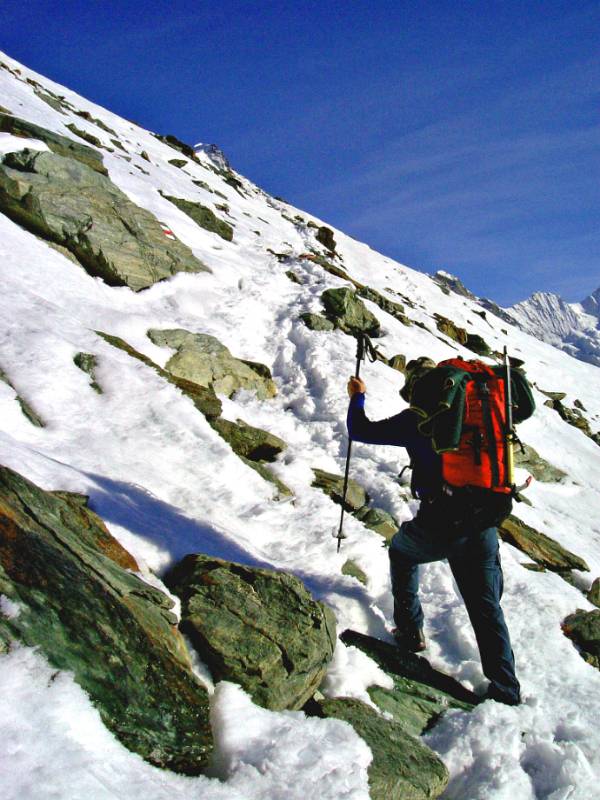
[346,358,523,706]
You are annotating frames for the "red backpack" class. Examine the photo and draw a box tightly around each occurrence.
[437,358,511,493]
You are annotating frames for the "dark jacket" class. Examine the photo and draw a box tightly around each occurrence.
[346,393,442,499]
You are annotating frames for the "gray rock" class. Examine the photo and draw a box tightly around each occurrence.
[315,696,449,800]
[588,578,600,608]
[165,555,336,710]
[0,465,212,773]
[514,443,566,482]
[563,609,600,669]
[355,506,399,542]
[341,630,478,737]
[341,560,367,585]
[0,149,209,290]
[316,225,337,252]
[357,286,411,326]
[300,312,335,331]
[162,194,233,241]
[0,112,107,173]
[147,329,277,399]
[210,417,286,462]
[498,515,589,572]
[312,468,368,511]
[321,287,381,337]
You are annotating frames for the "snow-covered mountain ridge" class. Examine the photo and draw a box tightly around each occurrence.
[509,289,600,367]
[2,50,600,800]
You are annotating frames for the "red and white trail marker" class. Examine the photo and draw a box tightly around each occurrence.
[159,222,176,240]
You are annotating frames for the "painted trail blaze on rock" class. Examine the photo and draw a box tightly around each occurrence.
[0,465,212,774]
[0,149,209,290]
[165,554,337,710]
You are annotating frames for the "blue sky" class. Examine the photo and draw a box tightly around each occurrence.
[2,0,598,305]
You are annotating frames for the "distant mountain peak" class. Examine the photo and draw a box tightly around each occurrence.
[194,142,230,171]
[582,286,600,318]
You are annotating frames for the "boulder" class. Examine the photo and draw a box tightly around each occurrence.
[341,630,478,736]
[465,333,492,357]
[588,578,600,608]
[562,610,600,669]
[97,332,290,497]
[147,329,277,399]
[357,286,411,326]
[65,122,104,149]
[312,467,368,511]
[0,150,209,290]
[355,506,399,542]
[498,515,589,572]
[341,560,367,585]
[210,418,286,462]
[0,112,107,173]
[315,697,449,800]
[161,193,233,241]
[0,465,212,773]
[433,313,468,345]
[321,287,381,337]
[97,330,223,419]
[312,468,398,539]
[315,225,337,252]
[514,443,566,482]
[165,555,336,710]
[300,312,335,331]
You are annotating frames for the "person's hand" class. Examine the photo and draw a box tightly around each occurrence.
[347,376,366,397]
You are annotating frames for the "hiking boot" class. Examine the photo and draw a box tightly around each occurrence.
[392,626,426,653]
[485,683,521,706]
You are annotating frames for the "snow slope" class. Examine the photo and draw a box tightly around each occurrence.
[2,51,600,800]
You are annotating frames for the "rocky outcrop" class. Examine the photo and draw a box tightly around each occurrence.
[147,329,277,399]
[588,578,600,608]
[97,331,290,497]
[300,312,335,331]
[73,352,102,394]
[358,286,411,326]
[514,443,566,482]
[321,288,381,337]
[498,516,589,572]
[161,193,233,241]
[562,610,600,669]
[165,555,336,710]
[315,225,337,252]
[433,271,476,299]
[314,696,449,800]
[0,465,212,773]
[433,314,491,356]
[0,112,107,174]
[540,390,600,447]
[341,630,477,734]
[0,149,209,290]
[0,365,44,427]
[312,468,399,541]
[210,418,286,462]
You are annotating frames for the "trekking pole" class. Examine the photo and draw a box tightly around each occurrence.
[503,346,515,489]
[335,332,380,551]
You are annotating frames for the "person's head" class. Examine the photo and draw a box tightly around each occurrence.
[400,356,436,402]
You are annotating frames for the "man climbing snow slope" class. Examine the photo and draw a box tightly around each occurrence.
[347,356,533,706]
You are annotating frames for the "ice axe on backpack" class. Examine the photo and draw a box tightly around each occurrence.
[334,331,381,552]
[503,346,533,498]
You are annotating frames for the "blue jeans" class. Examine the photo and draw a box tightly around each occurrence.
[389,519,520,702]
